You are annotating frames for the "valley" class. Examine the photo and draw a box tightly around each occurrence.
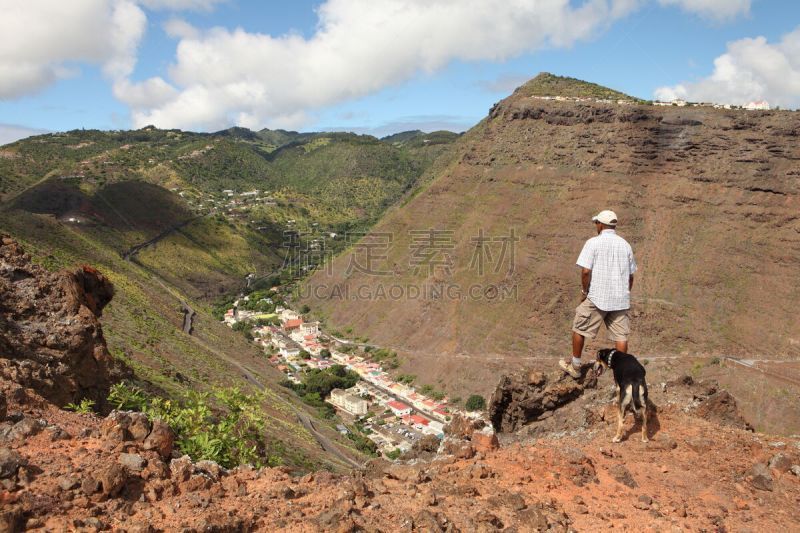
[300,74,800,432]
[2,72,800,531]
[0,126,458,470]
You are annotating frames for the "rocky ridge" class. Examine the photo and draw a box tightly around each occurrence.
[0,236,127,409]
[1,236,800,531]
[303,75,800,403]
[2,365,800,531]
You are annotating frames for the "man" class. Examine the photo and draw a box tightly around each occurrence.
[560,210,637,379]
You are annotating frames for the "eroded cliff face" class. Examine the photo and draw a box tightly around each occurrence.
[0,235,127,409]
[303,90,800,396]
[0,237,798,531]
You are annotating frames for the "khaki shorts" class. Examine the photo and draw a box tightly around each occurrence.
[572,298,630,341]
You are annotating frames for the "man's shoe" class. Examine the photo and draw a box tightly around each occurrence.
[559,359,581,379]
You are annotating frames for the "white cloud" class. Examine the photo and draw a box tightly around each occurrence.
[119,0,642,131]
[164,18,200,40]
[658,0,750,21]
[323,114,475,137]
[0,123,50,146]
[137,0,226,11]
[0,0,146,99]
[477,73,535,94]
[655,26,800,108]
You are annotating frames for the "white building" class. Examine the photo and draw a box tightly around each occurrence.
[329,388,369,416]
[744,100,770,111]
[387,400,412,416]
[300,321,319,336]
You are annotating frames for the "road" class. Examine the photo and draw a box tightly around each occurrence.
[181,303,196,335]
[722,357,800,387]
[121,216,202,261]
[124,256,362,468]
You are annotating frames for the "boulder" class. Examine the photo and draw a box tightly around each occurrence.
[119,453,147,473]
[748,463,774,492]
[98,463,128,497]
[692,390,753,431]
[143,420,175,459]
[609,464,637,489]
[471,427,500,453]
[0,447,26,479]
[768,453,792,473]
[0,237,130,409]
[444,414,485,439]
[488,368,596,433]
[127,412,152,442]
[4,417,45,441]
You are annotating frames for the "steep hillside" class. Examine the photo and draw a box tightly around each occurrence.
[302,74,800,402]
[2,350,799,531]
[0,127,455,231]
[515,72,640,101]
[0,123,459,470]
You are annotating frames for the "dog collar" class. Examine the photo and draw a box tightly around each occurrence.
[608,349,616,368]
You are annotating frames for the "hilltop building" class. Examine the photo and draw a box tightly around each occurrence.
[744,100,770,110]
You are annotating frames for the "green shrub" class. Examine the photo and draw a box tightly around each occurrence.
[65,398,96,414]
[465,395,486,411]
[385,448,402,460]
[107,382,283,468]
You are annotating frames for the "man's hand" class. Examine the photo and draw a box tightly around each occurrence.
[581,268,591,302]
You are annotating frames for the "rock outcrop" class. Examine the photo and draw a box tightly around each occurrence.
[489,367,597,433]
[0,236,127,409]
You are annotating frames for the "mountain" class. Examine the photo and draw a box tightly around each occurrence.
[381,130,462,147]
[3,324,799,530]
[0,126,458,469]
[300,74,800,428]
[514,72,641,101]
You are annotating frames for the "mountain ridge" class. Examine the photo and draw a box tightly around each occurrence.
[301,74,800,430]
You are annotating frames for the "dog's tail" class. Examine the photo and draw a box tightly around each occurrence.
[631,382,647,412]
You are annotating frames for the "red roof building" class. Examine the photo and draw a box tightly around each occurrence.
[410,414,430,426]
[283,318,303,330]
[387,400,412,415]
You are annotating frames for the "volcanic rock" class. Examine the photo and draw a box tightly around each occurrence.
[692,390,753,431]
[488,369,596,432]
[0,236,128,409]
[0,447,25,479]
[142,420,174,459]
[749,463,774,492]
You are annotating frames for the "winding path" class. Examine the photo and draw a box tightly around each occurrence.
[121,216,202,261]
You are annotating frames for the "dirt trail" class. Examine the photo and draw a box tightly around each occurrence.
[121,216,202,261]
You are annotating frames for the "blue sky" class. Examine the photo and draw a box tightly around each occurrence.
[1,0,799,144]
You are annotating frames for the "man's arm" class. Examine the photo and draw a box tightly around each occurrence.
[581,268,591,300]
[629,274,634,291]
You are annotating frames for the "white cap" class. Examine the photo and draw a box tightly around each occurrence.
[592,210,618,226]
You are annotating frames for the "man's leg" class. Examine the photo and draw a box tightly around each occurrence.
[562,300,599,378]
[573,331,586,358]
[608,311,630,353]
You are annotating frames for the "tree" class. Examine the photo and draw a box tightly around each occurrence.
[299,350,311,360]
[300,304,311,314]
[465,394,486,412]
[319,348,331,359]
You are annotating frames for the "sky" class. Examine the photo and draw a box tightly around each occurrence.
[1,0,799,145]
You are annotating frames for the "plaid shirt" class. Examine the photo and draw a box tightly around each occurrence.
[576,229,637,311]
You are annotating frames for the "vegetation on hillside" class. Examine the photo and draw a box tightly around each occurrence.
[108,382,310,469]
[516,72,640,102]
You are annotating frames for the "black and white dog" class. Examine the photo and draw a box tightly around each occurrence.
[595,348,649,443]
